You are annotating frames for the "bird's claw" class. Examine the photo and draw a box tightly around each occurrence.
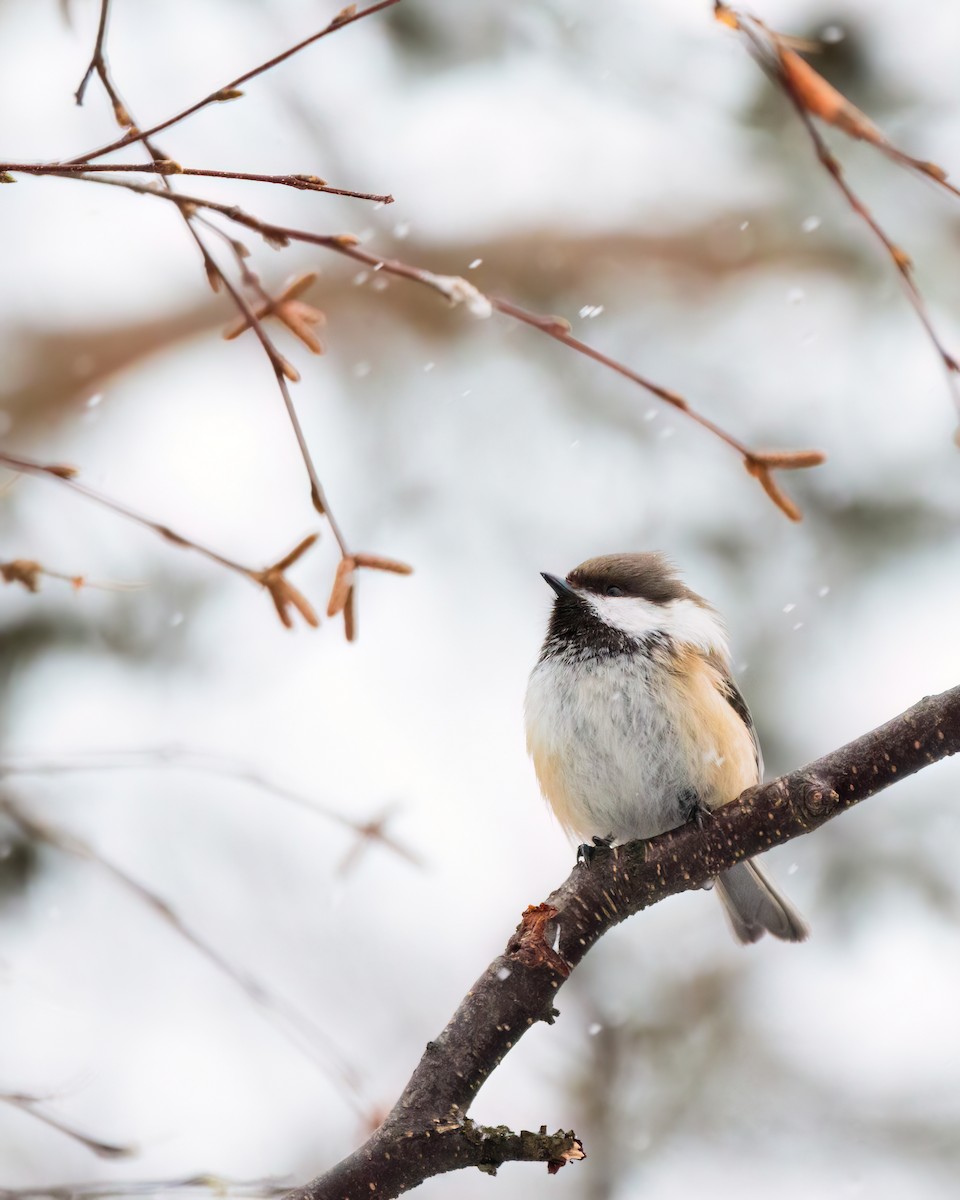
[577,834,615,866]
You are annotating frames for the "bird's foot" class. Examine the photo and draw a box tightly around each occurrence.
[679,790,714,831]
[577,834,615,866]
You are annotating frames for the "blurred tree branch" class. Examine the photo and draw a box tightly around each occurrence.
[0,1093,134,1161]
[293,684,960,1199]
[0,790,369,1113]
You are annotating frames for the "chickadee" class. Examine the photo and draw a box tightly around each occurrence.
[525,552,807,944]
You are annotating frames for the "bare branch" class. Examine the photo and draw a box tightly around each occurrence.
[0,450,319,629]
[290,684,960,1199]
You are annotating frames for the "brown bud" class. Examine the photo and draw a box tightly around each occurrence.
[891,245,913,271]
[916,160,948,182]
[753,449,826,470]
[332,4,358,27]
[327,557,357,617]
[343,587,357,642]
[744,460,803,522]
[353,553,414,575]
[1,560,42,592]
[713,2,740,29]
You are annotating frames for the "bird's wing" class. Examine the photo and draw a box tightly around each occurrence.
[708,652,764,780]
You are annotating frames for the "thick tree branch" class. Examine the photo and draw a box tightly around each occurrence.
[291,684,960,1200]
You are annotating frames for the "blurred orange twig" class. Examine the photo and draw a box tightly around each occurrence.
[717,3,960,426]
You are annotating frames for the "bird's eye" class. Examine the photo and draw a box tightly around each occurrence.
[605,585,624,597]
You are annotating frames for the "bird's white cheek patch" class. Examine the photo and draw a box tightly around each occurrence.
[585,593,662,639]
[585,594,728,654]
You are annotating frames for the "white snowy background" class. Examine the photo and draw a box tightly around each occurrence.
[1,1,960,1198]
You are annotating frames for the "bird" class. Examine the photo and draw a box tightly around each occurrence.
[524,552,807,943]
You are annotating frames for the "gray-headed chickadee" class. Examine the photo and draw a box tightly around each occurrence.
[525,552,807,943]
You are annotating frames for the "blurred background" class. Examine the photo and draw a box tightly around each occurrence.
[2,0,960,1197]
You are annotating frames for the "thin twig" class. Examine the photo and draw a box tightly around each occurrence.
[0,161,393,204]
[0,450,320,629]
[63,0,403,166]
[57,173,828,521]
[73,0,119,113]
[0,558,143,593]
[0,1093,135,1160]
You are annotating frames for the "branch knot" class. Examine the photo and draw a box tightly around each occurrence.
[797,775,841,822]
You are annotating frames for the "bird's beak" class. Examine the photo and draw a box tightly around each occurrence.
[541,572,576,599]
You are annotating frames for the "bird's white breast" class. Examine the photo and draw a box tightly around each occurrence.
[525,647,759,843]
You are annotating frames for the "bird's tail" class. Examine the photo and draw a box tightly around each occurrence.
[715,860,808,944]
